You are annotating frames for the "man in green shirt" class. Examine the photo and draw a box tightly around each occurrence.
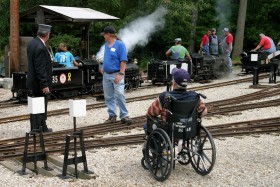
[166,38,193,73]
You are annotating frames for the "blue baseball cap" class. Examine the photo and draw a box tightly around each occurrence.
[173,69,190,87]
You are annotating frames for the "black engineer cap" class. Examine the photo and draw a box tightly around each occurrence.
[101,26,116,35]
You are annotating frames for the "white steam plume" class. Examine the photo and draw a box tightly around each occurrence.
[96,6,168,61]
[215,0,232,33]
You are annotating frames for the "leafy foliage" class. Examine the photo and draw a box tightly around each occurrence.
[0,0,279,68]
[49,34,80,53]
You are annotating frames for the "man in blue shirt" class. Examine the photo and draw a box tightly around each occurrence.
[101,26,132,125]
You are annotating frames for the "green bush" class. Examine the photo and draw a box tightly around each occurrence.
[49,34,80,53]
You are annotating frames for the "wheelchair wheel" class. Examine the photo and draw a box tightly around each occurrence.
[188,125,216,175]
[141,157,149,170]
[144,128,173,181]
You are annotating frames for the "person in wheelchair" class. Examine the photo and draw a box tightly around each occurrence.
[144,68,207,135]
[141,69,213,181]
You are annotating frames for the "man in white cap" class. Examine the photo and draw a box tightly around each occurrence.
[166,38,192,74]
[221,28,234,71]
[166,38,192,63]
[26,24,53,132]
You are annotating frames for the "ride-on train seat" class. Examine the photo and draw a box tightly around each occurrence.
[141,93,216,181]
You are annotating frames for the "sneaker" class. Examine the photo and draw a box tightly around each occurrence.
[121,116,132,125]
[104,116,117,123]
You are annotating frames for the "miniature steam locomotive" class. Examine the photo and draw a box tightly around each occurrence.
[11,59,142,101]
[147,54,229,84]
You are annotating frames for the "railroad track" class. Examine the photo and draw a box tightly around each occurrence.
[0,74,267,110]
[0,74,273,124]
[0,94,280,159]
[0,100,23,109]
[0,116,279,160]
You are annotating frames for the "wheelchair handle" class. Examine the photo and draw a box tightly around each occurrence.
[198,93,207,99]
[166,109,173,115]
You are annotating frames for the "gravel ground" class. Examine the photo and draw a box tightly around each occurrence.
[0,68,279,187]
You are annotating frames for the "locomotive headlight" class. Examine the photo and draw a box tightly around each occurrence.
[133,58,138,64]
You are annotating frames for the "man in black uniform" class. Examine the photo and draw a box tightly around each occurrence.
[26,24,53,132]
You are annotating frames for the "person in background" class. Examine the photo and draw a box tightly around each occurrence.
[26,24,53,132]
[200,29,211,55]
[100,26,132,125]
[221,28,234,71]
[251,33,276,54]
[74,50,81,61]
[54,43,81,67]
[166,38,192,74]
[209,28,219,56]
[277,41,280,51]
[45,40,54,63]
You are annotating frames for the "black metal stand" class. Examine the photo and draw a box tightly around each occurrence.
[269,60,278,84]
[253,67,259,85]
[166,81,172,92]
[22,126,52,174]
[62,117,89,178]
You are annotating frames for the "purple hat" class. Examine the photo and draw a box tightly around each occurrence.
[173,69,190,87]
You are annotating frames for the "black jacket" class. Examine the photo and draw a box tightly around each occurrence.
[26,37,52,93]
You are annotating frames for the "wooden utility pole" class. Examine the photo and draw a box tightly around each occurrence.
[10,0,20,75]
[232,0,248,58]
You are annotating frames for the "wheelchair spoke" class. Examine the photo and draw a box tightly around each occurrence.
[201,151,212,165]
[200,135,207,147]
[188,125,216,176]
[198,155,208,171]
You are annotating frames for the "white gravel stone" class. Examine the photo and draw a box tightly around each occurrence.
[0,68,279,186]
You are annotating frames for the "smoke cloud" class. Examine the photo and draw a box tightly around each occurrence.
[215,0,232,33]
[96,6,168,61]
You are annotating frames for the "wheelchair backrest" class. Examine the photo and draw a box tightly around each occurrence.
[165,94,199,139]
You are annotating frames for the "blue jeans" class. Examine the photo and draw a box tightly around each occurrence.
[202,45,210,55]
[103,72,128,119]
[225,50,232,69]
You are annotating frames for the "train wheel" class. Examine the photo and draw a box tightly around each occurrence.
[124,84,130,90]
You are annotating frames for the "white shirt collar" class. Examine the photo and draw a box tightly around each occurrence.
[38,37,46,46]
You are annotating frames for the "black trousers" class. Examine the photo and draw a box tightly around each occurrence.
[29,92,48,131]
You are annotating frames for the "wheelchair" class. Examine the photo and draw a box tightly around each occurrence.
[141,93,216,181]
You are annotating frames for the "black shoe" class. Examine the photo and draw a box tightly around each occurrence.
[44,128,53,133]
[104,116,117,123]
[121,116,132,125]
